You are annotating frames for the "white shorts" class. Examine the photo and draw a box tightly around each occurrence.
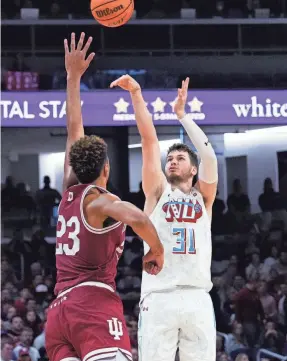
[138,288,216,361]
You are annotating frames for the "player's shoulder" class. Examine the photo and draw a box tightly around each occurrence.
[99,192,120,202]
[86,190,120,208]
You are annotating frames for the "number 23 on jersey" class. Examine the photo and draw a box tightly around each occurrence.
[56,215,80,256]
[172,227,196,255]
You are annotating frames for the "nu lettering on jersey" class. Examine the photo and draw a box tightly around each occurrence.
[162,197,203,223]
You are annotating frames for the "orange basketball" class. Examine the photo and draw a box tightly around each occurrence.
[90,0,134,27]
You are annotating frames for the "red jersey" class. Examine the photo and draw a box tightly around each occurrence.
[54,184,126,296]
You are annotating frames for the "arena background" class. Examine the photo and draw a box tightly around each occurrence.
[1,1,287,360]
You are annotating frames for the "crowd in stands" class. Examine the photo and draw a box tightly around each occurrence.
[1,174,287,361]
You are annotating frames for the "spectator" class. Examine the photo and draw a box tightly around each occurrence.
[235,354,249,361]
[233,275,245,292]
[1,176,16,212]
[14,289,33,317]
[25,300,37,314]
[24,311,42,337]
[272,251,287,276]
[259,320,285,354]
[6,229,32,258]
[244,235,260,256]
[9,316,24,338]
[49,2,62,18]
[224,287,237,325]
[259,178,287,233]
[29,263,43,280]
[1,337,14,361]
[227,179,251,223]
[234,273,264,346]
[14,183,35,216]
[211,276,229,332]
[1,259,19,287]
[32,323,45,351]
[226,322,248,355]
[35,176,61,230]
[212,190,226,234]
[2,307,17,330]
[216,334,224,358]
[223,263,238,288]
[257,281,277,320]
[13,328,40,361]
[30,230,55,267]
[217,352,231,361]
[17,348,32,361]
[245,252,264,281]
[278,283,287,332]
[263,245,279,272]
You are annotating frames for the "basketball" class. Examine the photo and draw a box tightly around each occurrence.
[90,0,134,27]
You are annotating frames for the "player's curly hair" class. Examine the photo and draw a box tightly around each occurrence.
[167,143,198,167]
[69,135,108,184]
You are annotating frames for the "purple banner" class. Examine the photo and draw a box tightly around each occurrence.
[1,90,287,127]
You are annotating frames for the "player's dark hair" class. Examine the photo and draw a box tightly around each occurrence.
[69,135,108,184]
[167,143,198,167]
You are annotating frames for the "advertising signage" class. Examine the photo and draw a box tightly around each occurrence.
[1,90,287,127]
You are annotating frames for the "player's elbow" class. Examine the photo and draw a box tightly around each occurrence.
[205,147,217,162]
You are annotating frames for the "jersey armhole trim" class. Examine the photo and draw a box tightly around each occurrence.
[148,183,171,220]
[80,184,122,234]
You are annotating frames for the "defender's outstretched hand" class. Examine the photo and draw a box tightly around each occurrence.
[174,77,190,119]
[64,32,95,78]
[110,74,141,94]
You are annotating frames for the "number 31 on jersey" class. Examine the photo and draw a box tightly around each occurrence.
[172,227,196,254]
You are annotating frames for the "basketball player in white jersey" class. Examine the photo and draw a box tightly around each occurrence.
[110,76,218,361]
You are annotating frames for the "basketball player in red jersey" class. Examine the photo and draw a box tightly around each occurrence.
[45,33,164,361]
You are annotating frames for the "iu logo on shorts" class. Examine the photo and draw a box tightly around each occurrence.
[107,317,123,340]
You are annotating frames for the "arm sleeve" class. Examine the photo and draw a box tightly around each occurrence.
[179,113,218,184]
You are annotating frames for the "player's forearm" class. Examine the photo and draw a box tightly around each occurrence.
[107,200,163,253]
[178,113,218,183]
[66,76,84,137]
[130,90,158,141]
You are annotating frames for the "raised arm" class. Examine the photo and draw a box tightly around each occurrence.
[62,32,95,192]
[174,78,218,211]
[110,75,166,199]
[87,193,164,274]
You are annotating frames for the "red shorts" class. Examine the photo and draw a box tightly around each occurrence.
[46,283,132,361]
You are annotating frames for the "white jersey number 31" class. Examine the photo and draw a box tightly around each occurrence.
[172,227,196,255]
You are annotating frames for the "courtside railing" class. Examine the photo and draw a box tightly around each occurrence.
[256,348,287,361]
[2,18,287,56]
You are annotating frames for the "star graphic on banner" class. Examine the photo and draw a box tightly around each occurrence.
[169,97,178,112]
[188,97,203,113]
[114,98,130,113]
[151,97,166,113]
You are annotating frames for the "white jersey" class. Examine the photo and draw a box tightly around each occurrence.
[141,184,213,299]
